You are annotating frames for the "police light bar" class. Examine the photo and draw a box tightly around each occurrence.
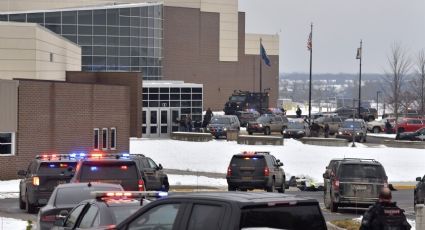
[92,191,168,200]
[35,154,77,160]
[242,151,270,155]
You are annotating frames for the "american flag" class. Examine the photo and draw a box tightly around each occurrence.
[307,32,312,51]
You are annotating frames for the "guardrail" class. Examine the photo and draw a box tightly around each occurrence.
[170,132,213,142]
[237,135,283,145]
[299,137,348,147]
[384,140,425,149]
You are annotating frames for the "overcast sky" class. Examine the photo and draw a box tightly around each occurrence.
[239,0,425,74]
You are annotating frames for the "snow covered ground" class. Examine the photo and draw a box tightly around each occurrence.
[0,217,28,230]
[0,180,19,199]
[168,174,227,187]
[130,138,425,183]
[368,133,397,139]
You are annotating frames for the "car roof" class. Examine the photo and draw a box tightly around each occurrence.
[343,118,364,122]
[167,192,317,205]
[55,182,123,189]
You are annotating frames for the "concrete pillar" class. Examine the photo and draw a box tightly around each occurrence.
[416,204,425,230]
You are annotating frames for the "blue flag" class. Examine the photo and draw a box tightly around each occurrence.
[260,43,271,67]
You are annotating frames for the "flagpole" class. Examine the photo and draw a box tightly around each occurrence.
[308,23,313,126]
[358,40,362,118]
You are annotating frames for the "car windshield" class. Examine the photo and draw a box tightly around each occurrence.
[80,162,138,180]
[210,117,231,124]
[54,186,122,206]
[230,95,245,102]
[287,122,304,129]
[231,156,265,167]
[339,164,386,179]
[38,162,77,175]
[240,205,326,230]
[257,116,271,123]
[342,121,362,128]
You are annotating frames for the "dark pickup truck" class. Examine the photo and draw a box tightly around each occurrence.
[114,192,327,230]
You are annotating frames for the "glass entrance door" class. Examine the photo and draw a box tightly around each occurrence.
[149,110,158,137]
[171,109,180,132]
[160,109,169,136]
[142,109,147,135]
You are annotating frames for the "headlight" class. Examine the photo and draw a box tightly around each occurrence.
[224,128,227,131]
[206,127,210,131]
[283,130,287,134]
[356,132,360,135]
[297,131,304,134]
[259,124,263,128]
[338,131,343,135]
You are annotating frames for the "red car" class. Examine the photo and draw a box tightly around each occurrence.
[395,118,425,133]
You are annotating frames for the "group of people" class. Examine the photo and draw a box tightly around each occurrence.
[177,108,214,132]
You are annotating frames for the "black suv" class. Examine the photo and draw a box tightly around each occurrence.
[130,154,169,191]
[323,158,388,212]
[226,151,285,192]
[18,154,77,213]
[116,192,327,230]
[415,175,425,208]
[70,152,144,191]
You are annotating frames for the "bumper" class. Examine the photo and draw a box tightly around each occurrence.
[332,192,378,207]
[209,130,227,137]
[227,178,270,189]
[247,127,265,133]
[336,134,361,142]
[283,133,305,139]
[28,191,51,206]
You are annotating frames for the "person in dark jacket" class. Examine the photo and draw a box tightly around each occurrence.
[202,108,214,128]
[324,123,330,138]
[310,122,320,137]
[296,106,302,118]
[360,188,411,230]
[385,120,393,134]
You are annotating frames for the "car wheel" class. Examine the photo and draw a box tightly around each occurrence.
[19,190,25,210]
[277,178,285,193]
[248,132,253,135]
[228,186,236,191]
[25,193,37,214]
[373,127,380,133]
[162,177,170,192]
[266,179,276,192]
[330,193,338,212]
[398,128,405,133]
[264,127,271,135]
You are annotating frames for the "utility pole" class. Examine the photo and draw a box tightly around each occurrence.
[357,40,363,118]
[308,23,313,125]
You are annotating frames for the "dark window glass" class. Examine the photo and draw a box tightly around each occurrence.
[170,101,180,107]
[107,26,119,36]
[93,9,106,25]
[139,57,147,66]
[82,66,92,71]
[120,27,130,37]
[120,37,130,47]
[93,56,106,66]
[93,36,106,46]
[131,57,139,66]
[0,15,8,21]
[62,25,77,34]
[143,101,148,107]
[130,46,140,56]
[120,8,131,16]
[102,129,108,149]
[149,101,158,107]
[160,94,169,100]
[119,57,130,66]
[140,7,148,17]
[170,88,179,93]
[148,6,154,17]
[240,205,326,230]
[119,15,130,26]
[120,47,130,56]
[192,88,202,93]
[93,26,106,35]
[149,94,159,100]
[45,24,61,34]
[94,129,99,149]
[107,36,119,46]
[181,101,190,107]
[192,108,202,114]
[78,10,92,25]
[107,47,118,56]
[9,14,26,22]
[130,17,140,27]
[181,108,191,114]
[78,25,92,35]
[187,205,224,230]
[27,13,44,23]
[62,11,77,24]
[170,94,179,100]
[0,145,12,155]
[110,128,116,149]
[130,7,140,16]
[79,205,99,228]
[149,88,159,93]
[192,94,202,100]
[339,164,386,179]
[82,56,92,65]
[81,46,92,55]
[192,101,202,107]
[107,56,118,66]
[0,133,12,143]
[38,162,77,174]
[107,9,118,26]
[64,205,85,228]
[79,36,92,46]
[181,94,190,100]
[57,186,121,206]
[45,12,61,24]
[160,88,169,93]
[128,204,180,229]
[80,162,138,180]
[130,27,140,37]
[181,88,191,93]
[110,205,140,225]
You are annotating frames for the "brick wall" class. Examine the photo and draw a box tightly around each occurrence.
[0,80,130,179]
[163,7,279,110]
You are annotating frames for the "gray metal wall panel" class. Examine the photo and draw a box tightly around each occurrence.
[0,79,18,132]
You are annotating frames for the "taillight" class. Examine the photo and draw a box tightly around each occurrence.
[41,215,56,222]
[138,179,145,191]
[332,178,339,190]
[264,167,270,176]
[384,179,388,188]
[227,166,232,176]
[32,176,40,186]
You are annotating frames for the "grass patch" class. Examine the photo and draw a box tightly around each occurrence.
[331,219,361,230]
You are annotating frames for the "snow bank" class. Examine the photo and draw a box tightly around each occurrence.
[0,217,28,230]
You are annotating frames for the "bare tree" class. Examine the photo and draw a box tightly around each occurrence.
[383,42,411,129]
[414,49,425,116]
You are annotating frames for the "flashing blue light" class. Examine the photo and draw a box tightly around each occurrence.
[158,192,168,197]
[90,166,98,171]
[122,153,130,158]
[70,153,77,158]
[49,164,56,168]
[79,153,86,157]
[252,157,258,160]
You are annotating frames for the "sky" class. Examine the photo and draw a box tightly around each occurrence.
[239,0,425,74]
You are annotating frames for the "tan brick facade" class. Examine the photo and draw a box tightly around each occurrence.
[163,7,279,110]
[0,79,130,179]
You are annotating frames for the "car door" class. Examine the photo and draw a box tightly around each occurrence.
[270,156,283,185]
[182,201,231,230]
[60,203,89,230]
[272,116,282,132]
[140,158,161,190]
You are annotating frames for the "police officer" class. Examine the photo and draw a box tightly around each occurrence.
[360,187,411,230]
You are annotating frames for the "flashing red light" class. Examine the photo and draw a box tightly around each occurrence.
[227,166,232,176]
[60,163,68,168]
[91,153,103,158]
[120,165,128,170]
[138,179,145,191]
[42,154,48,159]
[41,215,56,222]
[264,167,270,176]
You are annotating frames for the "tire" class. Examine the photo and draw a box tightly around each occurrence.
[19,190,25,210]
[277,178,285,193]
[25,193,37,214]
[330,193,338,212]
[248,132,253,135]
[162,177,170,192]
[264,127,271,135]
[373,127,380,133]
[398,128,405,133]
[228,186,236,191]
[266,179,276,192]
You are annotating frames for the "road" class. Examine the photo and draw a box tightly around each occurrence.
[0,188,414,224]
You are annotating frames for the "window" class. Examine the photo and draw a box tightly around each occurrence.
[93,129,99,149]
[78,205,99,228]
[187,204,224,230]
[110,128,116,150]
[64,204,86,228]
[0,133,14,155]
[102,128,108,150]
[50,53,54,62]
[128,204,180,230]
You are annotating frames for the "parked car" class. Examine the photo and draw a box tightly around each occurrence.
[18,154,78,213]
[115,192,327,230]
[336,119,368,142]
[367,117,396,133]
[37,183,123,230]
[314,116,344,135]
[395,117,425,133]
[334,107,377,121]
[323,158,388,212]
[282,119,310,138]
[334,107,356,118]
[247,114,288,135]
[226,151,285,192]
[396,127,425,141]
[415,175,425,208]
[70,152,144,191]
[130,154,169,191]
[235,110,260,127]
[207,115,240,138]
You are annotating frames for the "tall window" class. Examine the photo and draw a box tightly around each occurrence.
[93,129,99,149]
[102,128,108,150]
[110,128,117,149]
[0,133,14,155]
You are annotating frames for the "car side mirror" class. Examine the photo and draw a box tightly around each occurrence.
[276,162,283,167]
[17,170,26,177]
[417,177,422,182]
[323,173,330,179]
[276,159,281,163]
[157,164,163,170]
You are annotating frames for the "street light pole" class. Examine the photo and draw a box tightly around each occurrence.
[352,99,356,147]
[357,40,363,118]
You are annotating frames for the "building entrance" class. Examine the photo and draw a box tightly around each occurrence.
[142,108,180,138]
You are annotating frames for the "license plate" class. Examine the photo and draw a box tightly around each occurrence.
[242,177,253,180]
[353,185,367,190]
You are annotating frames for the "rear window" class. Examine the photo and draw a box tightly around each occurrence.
[38,162,77,174]
[55,186,122,206]
[230,156,265,167]
[210,117,231,124]
[339,164,386,179]
[240,204,326,230]
[80,162,139,180]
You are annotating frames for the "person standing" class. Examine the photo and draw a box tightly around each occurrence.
[185,114,193,132]
[202,108,213,128]
[324,123,330,138]
[296,106,302,118]
[385,119,392,134]
[360,188,411,230]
